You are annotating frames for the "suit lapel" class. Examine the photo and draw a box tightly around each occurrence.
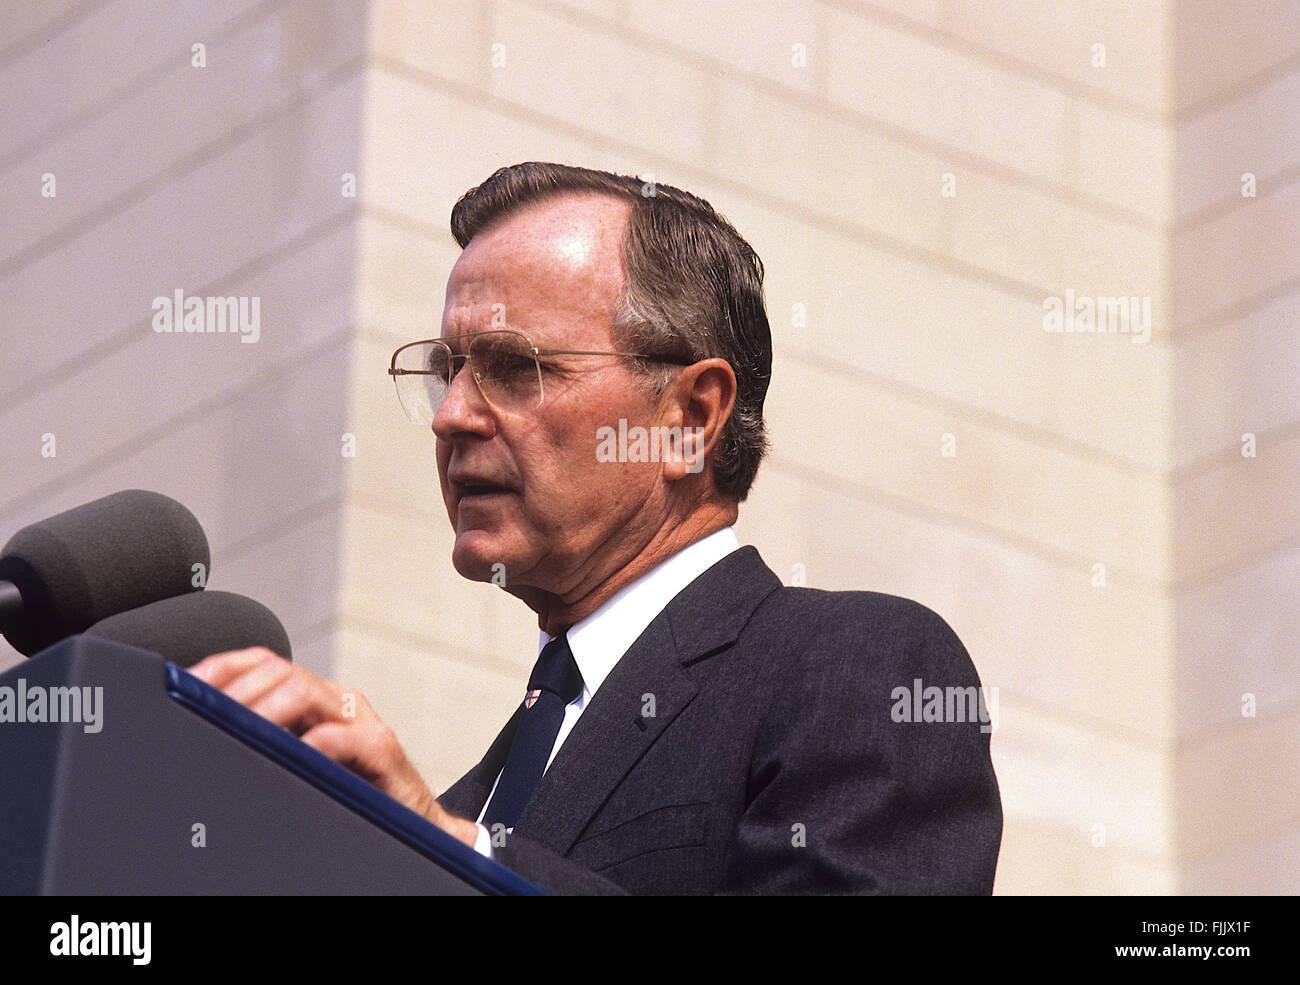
[510,614,695,853]
[511,546,782,854]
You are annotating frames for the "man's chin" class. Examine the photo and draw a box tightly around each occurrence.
[450,530,519,583]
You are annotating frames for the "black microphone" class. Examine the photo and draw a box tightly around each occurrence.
[0,489,210,656]
[85,590,292,668]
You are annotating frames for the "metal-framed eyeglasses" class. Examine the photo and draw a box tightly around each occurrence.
[388,330,693,424]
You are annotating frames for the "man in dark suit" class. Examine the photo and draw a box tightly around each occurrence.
[194,163,1001,894]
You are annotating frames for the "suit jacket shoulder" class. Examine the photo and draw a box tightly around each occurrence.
[721,584,1001,893]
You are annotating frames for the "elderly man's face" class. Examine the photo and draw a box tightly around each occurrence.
[432,193,665,601]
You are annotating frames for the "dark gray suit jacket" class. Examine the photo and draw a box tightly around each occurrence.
[438,546,1002,895]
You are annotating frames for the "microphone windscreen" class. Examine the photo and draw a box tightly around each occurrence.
[0,489,210,655]
[85,590,292,668]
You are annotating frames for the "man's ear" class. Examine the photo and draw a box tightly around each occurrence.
[661,358,736,483]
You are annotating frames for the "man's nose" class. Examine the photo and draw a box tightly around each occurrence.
[431,362,495,439]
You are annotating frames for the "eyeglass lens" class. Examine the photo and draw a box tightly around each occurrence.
[393,333,543,423]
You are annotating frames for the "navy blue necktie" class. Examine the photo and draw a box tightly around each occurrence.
[482,633,583,829]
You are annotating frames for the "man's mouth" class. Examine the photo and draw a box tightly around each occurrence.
[454,479,515,502]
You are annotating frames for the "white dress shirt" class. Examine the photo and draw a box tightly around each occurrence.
[470,526,742,856]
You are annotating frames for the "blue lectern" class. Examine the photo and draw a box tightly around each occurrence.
[0,635,540,895]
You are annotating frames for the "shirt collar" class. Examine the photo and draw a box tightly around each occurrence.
[538,527,742,699]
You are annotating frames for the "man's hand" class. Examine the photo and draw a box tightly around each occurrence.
[188,647,479,848]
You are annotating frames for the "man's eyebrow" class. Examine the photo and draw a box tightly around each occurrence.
[437,329,482,351]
